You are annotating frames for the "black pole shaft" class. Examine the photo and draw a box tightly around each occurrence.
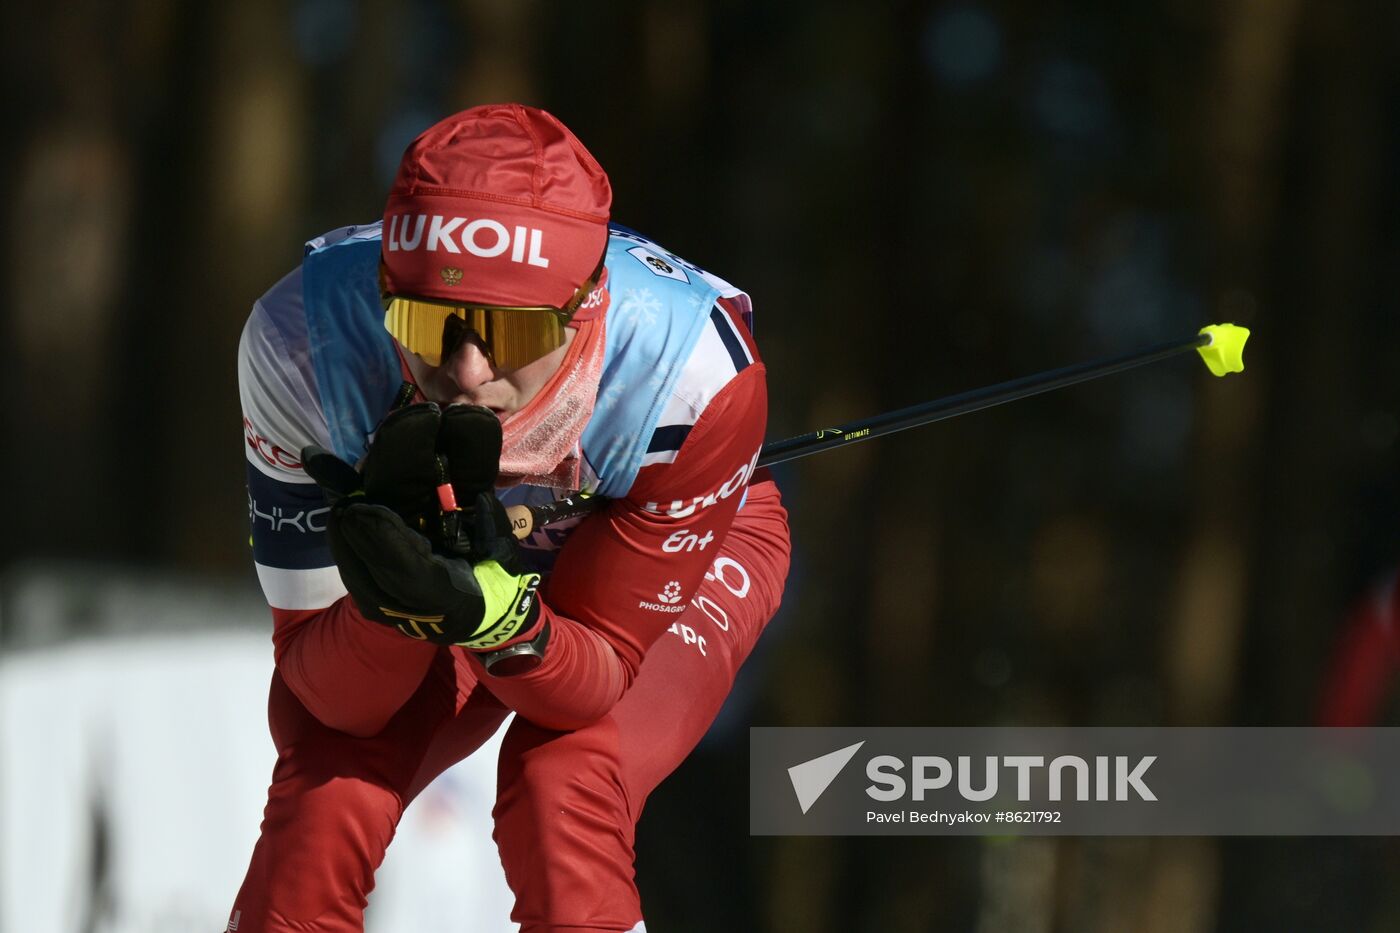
[512,331,1212,536]
[755,332,1210,468]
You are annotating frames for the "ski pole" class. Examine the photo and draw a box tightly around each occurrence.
[506,323,1250,538]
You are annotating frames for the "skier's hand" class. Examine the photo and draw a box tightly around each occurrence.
[301,401,442,529]
[302,400,504,554]
[326,496,541,649]
[431,403,507,559]
[302,400,538,649]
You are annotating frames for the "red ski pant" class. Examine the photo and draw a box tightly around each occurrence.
[229,480,789,932]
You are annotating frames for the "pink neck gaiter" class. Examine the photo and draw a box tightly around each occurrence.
[395,276,609,490]
[496,314,606,489]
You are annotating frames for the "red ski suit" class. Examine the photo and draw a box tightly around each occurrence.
[232,243,790,932]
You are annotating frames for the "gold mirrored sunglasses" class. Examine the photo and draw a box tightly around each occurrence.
[383,296,573,370]
[382,264,601,371]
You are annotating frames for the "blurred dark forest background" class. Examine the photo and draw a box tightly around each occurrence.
[4,1,1400,930]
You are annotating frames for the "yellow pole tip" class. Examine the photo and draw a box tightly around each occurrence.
[1197,323,1250,377]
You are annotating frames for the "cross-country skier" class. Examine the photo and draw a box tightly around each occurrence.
[230,103,791,932]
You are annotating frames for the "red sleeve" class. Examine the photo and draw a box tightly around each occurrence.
[472,362,769,730]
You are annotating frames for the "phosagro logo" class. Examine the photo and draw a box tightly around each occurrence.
[786,744,1157,813]
[639,580,688,614]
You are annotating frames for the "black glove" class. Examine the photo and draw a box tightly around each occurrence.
[302,401,443,527]
[433,402,507,559]
[327,497,541,649]
[302,401,541,650]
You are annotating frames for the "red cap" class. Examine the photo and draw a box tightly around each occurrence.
[381,104,611,308]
